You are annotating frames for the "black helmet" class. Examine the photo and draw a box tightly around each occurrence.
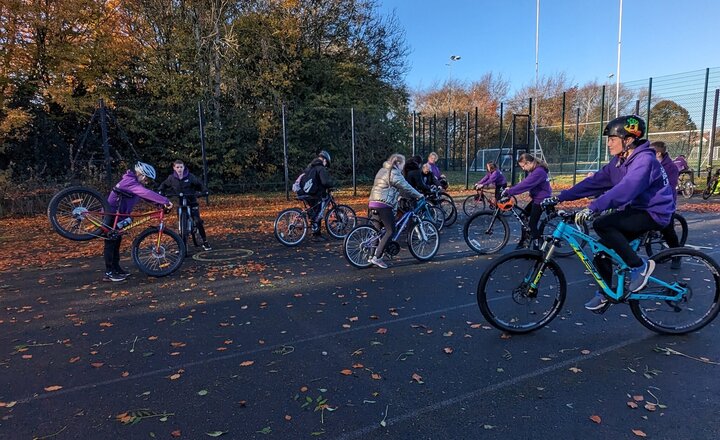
[319,150,331,164]
[603,115,645,139]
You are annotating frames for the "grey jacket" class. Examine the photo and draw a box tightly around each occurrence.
[369,161,423,208]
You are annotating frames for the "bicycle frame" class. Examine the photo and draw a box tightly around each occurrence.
[88,207,168,239]
[366,199,432,248]
[539,217,687,302]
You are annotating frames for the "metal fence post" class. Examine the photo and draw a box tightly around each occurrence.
[465,111,470,189]
[281,104,289,200]
[709,89,719,170]
[573,108,580,185]
[444,116,449,171]
[560,92,566,173]
[646,77,653,133]
[99,99,111,187]
[698,68,710,172]
[198,102,209,204]
[412,111,416,157]
[598,86,605,169]
[351,107,356,196]
[473,106,478,173]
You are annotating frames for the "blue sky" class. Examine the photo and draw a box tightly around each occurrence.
[378,0,720,92]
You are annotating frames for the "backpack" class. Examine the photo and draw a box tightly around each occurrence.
[292,172,305,193]
[294,166,320,196]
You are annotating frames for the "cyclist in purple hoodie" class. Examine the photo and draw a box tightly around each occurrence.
[474,161,507,201]
[103,162,172,282]
[651,141,681,264]
[547,115,675,311]
[503,153,552,249]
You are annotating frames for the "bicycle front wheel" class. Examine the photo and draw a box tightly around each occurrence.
[644,213,688,256]
[132,227,186,277]
[462,195,486,217]
[325,204,357,239]
[343,225,379,268]
[463,211,509,254]
[438,194,457,226]
[179,209,190,246]
[477,250,567,334]
[407,220,439,261]
[630,248,720,334]
[274,208,307,246]
[48,186,109,241]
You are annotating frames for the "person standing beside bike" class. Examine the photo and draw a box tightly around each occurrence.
[474,161,507,201]
[547,115,675,311]
[104,162,172,282]
[651,141,681,263]
[368,153,423,269]
[301,150,335,238]
[503,153,551,249]
[157,159,212,251]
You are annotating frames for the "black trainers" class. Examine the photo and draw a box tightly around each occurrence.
[113,267,130,276]
[102,271,127,282]
[202,242,212,251]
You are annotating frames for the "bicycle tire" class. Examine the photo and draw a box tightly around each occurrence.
[540,215,589,257]
[463,211,509,254]
[477,250,567,334]
[629,247,720,334]
[407,220,440,261]
[438,195,457,226]
[343,225,379,268]
[325,204,357,239]
[644,213,688,257]
[274,208,307,246]
[131,227,186,277]
[47,186,109,241]
[463,194,486,217]
[679,173,694,199]
[428,205,446,231]
[702,179,715,199]
[179,209,190,246]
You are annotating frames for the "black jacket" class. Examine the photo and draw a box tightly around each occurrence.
[157,168,207,205]
[406,169,431,194]
[304,158,335,197]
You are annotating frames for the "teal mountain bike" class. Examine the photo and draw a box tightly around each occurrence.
[476,203,720,335]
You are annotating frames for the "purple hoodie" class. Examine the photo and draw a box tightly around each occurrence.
[506,166,552,203]
[557,141,675,227]
[659,153,679,203]
[476,169,507,187]
[108,170,170,216]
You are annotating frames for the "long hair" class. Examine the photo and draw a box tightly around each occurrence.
[386,153,406,170]
[518,153,548,172]
[486,161,497,171]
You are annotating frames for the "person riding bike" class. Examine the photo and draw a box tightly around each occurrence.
[651,141,681,267]
[546,115,675,311]
[104,162,172,282]
[473,161,507,202]
[503,153,551,249]
[301,150,335,238]
[157,159,212,251]
[368,153,424,269]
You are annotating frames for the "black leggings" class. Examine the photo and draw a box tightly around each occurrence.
[520,202,543,241]
[371,207,396,258]
[494,184,507,202]
[592,208,661,284]
[104,235,122,272]
[190,205,207,241]
[659,215,680,249]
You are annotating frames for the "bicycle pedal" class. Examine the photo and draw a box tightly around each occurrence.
[591,302,613,315]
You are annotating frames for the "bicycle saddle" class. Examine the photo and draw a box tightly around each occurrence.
[112,187,135,199]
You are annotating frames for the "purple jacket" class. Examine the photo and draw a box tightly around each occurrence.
[428,162,442,180]
[557,141,675,227]
[506,166,552,204]
[476,170,507,187]
[659,153,679,203]
[108,170,170,217]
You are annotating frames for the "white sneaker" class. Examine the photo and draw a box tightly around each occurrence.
[368,256,388,269]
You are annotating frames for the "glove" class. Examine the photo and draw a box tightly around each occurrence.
[541,196,559,208]
[500,188,509,198]
[575,208,595,225]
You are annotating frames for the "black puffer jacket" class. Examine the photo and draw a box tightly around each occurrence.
[157,168,207,205]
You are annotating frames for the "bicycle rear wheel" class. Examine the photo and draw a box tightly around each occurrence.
[463,211,509,254]
[540,215,588,257]
[438,194,457,226]
[679,173,694,199]
[644,213,688,256]
[343,225,379,268]
[407,220,439,261]
[325,204,357,239]
[274,208,307,246]
[48,186,109,241]
[462,195,486,217]
[131,227,186,277]
[630,248,720,334]
[477,250,567,334]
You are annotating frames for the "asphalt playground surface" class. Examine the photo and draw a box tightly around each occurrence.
[1,206,720,439]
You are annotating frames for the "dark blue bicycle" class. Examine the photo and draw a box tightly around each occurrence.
[343,198,440,268]
[476,202,720,335]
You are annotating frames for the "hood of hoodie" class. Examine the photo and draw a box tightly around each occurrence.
[174,167,190,180]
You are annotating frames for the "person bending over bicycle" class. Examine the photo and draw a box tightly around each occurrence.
[157,159,212,251]
[368,153,424,269]
[651,141,681,264]
[503,153,551,249]
[547,115,675,311]
[299,150,335,238]
[474,161,507,201]
[104,162,172,282]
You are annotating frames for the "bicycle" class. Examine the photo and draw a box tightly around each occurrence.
[702,166,720,200]
[274,190,357,246]
[462,187,514,217]
[399,197,445,231]
[476,202,720,335]
[161,191,209,252]
[639,212,688,256]
[343,197,440,268]
[427,187,457,226]
[677,170,695,199]
[463,198,589,256]
[47,186,185,277]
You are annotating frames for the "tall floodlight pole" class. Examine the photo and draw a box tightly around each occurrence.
[616,0,623,117]
[533,0,540,156]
